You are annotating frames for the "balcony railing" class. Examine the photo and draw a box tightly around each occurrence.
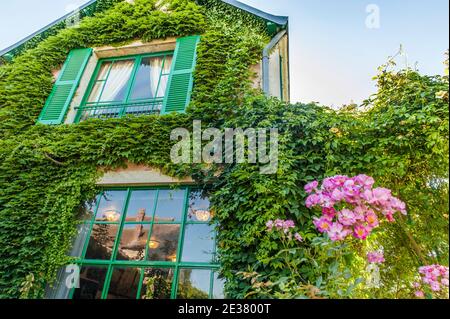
[75,99,163,122]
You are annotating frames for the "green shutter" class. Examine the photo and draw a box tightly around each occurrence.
[162,36,200,114]
[38,48,92,124]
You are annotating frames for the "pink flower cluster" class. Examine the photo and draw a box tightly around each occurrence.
[367,251,385,264]
[266,219,303,242]
[305,175,407,241]
[415,265,449,295]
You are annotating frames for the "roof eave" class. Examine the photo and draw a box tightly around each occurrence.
[0,0,289,59]
[220,0,288,27]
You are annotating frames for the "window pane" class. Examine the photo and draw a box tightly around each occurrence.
[107,267,141,299]
[70,223,91,258]
[87,82,104,103]
[156,74,169,98]
[177,269,211,299]
[72,266,108,299]
[147,224,180,262]
[99,59,134,102]
[157,56,172,97]
[182,224,215,263]
[187,191,212,222]
[124,190,156,222]
[130,56,161,100]
[116,224,150,261]
[97,62,112,80]
[154,189,185,222]
[140,268,174,299]
[84,224,119,260]
[95,190,127,222]
[212,272,226,299]
[87,62,111,102]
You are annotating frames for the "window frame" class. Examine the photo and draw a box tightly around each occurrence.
[75,51,174,123]
[69,186,221,299]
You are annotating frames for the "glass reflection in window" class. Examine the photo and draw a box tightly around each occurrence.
[84,224,119,260]
[177,269,211,299]
[95,190,127,222]
[124,190,156,222]
[72,266,108,299]
[154,189,185,222]
[182,224,215,263]
[107,267,141,299]
[188,191,212,222]
[116,224,150,261]
[140,268,174,299]
[147,224,180,262]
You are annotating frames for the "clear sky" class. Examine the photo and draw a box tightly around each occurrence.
[0,0,448,106]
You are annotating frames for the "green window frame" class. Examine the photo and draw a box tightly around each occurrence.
[69,186,223,299]
[75,51,173,122]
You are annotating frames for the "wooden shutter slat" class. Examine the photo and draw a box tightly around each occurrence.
[162,36,200,114]
[38,48,92,124]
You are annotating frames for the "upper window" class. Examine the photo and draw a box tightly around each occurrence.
[37,36,200,125]
[76,53,173,122]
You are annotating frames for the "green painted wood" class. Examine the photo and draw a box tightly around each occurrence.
[162,36,200,114]
[38,48,92,124]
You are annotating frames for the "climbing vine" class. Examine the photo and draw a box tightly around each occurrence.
[0,0,448,299]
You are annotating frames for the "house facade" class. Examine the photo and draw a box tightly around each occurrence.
[0,0,289,299]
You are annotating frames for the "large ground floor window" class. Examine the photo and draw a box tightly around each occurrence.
[66,186,224,299]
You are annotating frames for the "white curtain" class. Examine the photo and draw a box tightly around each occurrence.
[100,60,134,102]
[156,56,173,97]
[150,57,164,98]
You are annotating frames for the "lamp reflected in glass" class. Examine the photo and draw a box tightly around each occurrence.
[194,209,211,222]
[168,254,177,262]
[148,240,160,249]
[103,209,121,222]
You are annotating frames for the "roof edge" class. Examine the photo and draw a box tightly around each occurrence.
[220,0,288,26]
[0,0,289,59]
[0,0,97,58]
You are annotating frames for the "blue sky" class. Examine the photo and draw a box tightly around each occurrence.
[0,0,448,106]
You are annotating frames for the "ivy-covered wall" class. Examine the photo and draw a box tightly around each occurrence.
[0,0,448,299]
[0,0,269,298]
